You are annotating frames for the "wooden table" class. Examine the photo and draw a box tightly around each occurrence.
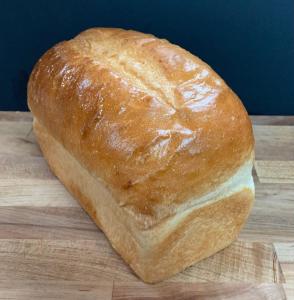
[0,112,293,299]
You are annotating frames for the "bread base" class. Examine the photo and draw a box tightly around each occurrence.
[34,119,254,283]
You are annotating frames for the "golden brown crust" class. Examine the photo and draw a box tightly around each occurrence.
[34,119,254,283]
[28,28,254,224]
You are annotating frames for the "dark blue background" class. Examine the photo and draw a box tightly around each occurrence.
[1,0,294,114]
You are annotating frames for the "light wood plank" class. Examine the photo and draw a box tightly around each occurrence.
[0,111,32,122]
[112,283,286,300]
[0,121,33,136]
[283,283,294,300]
[0,134,40,156]
[0,180,78,207]
[0,280,286,300]
[0,239,131,282]
[274,244,294,285]
[280,264,294,285]
[251,115,294,126]
[240,182,294,243]
[255,161,294,184]
[0,240,284,283]
[0,224,100,240]
[275,243,294,263]
[254,182,294,207]
[253,125,294,161]
[0,121,38,156]
[0,156,55,180]
[0,280,113,300]
[0,206,91,228]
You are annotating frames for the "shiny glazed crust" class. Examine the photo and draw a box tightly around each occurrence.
[28,28,255,282]
[34,119,254,283]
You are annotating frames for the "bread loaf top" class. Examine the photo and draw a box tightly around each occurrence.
[28,28,254,228]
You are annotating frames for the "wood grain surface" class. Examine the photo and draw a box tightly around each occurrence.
[0,112,293,299]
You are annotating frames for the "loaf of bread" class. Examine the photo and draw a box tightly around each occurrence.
[28,28,254,283]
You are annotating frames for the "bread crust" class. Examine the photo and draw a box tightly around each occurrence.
[28,28,255,282]
[28,28,254,225]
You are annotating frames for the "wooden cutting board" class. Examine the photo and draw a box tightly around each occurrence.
[0,112,293,300]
